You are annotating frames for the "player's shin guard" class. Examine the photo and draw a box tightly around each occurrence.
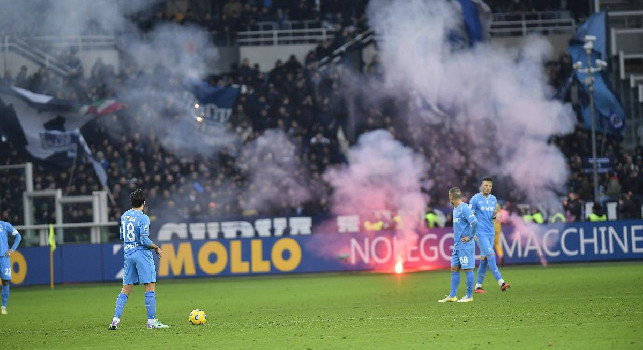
[487,254,503,282]
[449,271,460,297]
[114,293,128,318]
[1,284,8,307]
[145,291,156,320]
[465,270,474,298]
[476,259,488,286]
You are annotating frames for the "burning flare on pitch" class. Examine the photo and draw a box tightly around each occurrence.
[394,261,404,274]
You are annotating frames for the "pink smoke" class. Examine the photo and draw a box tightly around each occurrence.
[315,130,429,263]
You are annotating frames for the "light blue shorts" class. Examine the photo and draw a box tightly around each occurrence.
[0,256,11,281]
[123,250,156,285]
[451,248,475,270]
[476,233,495,257]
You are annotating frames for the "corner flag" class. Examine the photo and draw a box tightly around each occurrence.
[48,224,56,251]
[49,224,55,289]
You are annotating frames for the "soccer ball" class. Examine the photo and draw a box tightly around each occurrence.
[189,309,207,325]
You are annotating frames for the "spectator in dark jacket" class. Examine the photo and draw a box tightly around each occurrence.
[563,192,582,222]
[618,193,640,219]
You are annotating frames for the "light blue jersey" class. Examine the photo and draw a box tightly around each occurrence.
[452,202,477,250]
[469,193,497,236]
[120,209,151,257]
[0,221,21,281]
[0,221,20,256]
[120,209,156,285]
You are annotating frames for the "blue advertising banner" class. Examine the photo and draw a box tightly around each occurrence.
[500,220,643,264]
[8,220,643,286]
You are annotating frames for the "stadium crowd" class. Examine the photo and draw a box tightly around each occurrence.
[0,0,640,245]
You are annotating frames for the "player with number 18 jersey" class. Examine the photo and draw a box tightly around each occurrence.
[121,209,155,285]
[109,189,168,330]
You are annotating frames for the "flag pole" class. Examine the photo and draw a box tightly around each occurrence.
[574,35,607,203]
[65,140,80,195]
[50,246,54,290]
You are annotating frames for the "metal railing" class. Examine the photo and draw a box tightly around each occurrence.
[237,12,576,46]
[1,36,70,76]
[1,34,115,76]
[0,163,117,246]
[609,10,643,29]
[490,11,576,37]
[616,51,643,150]
[492,11,573,22]
[618,51,643,80]
[18,188,112,246]
[248,20,323,32]
[29,35,116,51]
[595,0,641,13]
[318,29,374,70]
[237,27,336,46]
[611,28,643,56]
[15,222,119,246]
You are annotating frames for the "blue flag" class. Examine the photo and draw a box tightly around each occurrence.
[569,10,608,62]
[184,79,241,123]
[568,10,625,137]
[454,0,491,46]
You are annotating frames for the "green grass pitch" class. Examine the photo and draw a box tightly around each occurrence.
[1,261,641,349]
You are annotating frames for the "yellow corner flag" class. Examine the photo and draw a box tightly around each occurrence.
[49,224,55,289]
[48,224,56,251]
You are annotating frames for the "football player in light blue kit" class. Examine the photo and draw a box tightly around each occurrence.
[0,220,21,315]
[439,187,478,303]
[109,189,169,330]
[470,177,510,293]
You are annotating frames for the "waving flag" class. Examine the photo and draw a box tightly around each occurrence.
[568,10,625,137]
[183,78,241,123]
[451,0,492,47]
[0,87,122,164]
[569,10,609,63]
[0,87,120,188]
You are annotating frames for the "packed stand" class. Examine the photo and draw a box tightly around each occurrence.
[2,52,641,238]
[128,0,369,46]
[1,1,640,244]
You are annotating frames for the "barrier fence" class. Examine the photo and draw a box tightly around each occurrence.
[8,219,643,286]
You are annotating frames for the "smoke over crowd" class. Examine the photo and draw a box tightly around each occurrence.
[361,0,576,209]
[1,0,578,227]
[308,0,577,262]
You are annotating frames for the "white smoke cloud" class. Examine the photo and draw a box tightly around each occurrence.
[0,0,150,36]
[1,0,229,158]
[238,129,312,214]
[360,0,576,209]
[118,23,215,78]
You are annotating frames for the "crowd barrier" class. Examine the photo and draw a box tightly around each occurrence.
[9,219,643,286]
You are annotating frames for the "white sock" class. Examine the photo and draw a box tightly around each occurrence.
[112,317,120,323]
[498,279,505,286]
[148,318,155,324]
[475,283,482,289]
